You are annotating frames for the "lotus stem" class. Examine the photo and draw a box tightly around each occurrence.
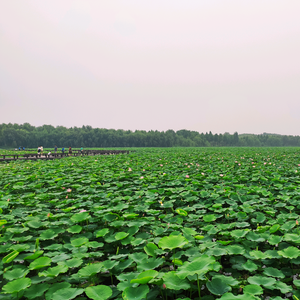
[197,274,201,300]
[110,273,113,285]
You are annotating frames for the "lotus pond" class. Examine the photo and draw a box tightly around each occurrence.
[1,147,300,300]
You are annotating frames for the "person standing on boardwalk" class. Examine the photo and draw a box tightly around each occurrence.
[68,146,72,156]
[62,147,65,154]
[80,147,83,155]
[37,146,41,155]
[54,145,57,153]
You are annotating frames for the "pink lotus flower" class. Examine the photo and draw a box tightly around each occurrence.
[298,164,300,166]
[66,196,68,199]
[220,174,224,177]
[143,169,145,171]
[80,209,87,213]
[201,173,204,175]
[163,284,167,289]
[160,164,163,167]
[128,168,132,171]
[67,188,72,192]
[238,164,241,166]
[140,176,144,179]
[163,173,166,175]
[186,175,189,178]
[62,187,65,190]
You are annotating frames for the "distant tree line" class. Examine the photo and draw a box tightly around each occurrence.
[0,123,300,148]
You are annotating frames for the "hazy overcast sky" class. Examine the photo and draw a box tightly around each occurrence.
[1,0,300,135]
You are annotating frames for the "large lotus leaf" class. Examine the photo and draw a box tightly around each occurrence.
[203,214,217,222]
[52,287,85,300]
[268,235,282,245]
[87,241,104,248]
[158,235,188,250]
[2,250,19,263]
[27,220,43,228]
[85,285,113,300]
[272,281,292,293]
[247,275,276,287]
[70,212,89,223]
[67,225,82,233]
[29,257,52,270]
[294,279,300,287]
[136,257,165,271]
[269,224,280,233]
[177,255,215,279]
[278,246,300,259]
[39,264,68,277]
[249,250,268,260]
[24,283,49,299]
[144,243,158,257]
[24,251,44,260]
[131,238,144,246]
[207,278,231,295]
[220,293,260,300]
[162,271,190,290]
[231,230,249,239]
[115,232,129,240]
[122,285,149,300]
[246,232,265,242]
[3,265,29,280]
[78,263,103,277]
[265,250,281,259]
[102,259,119,270]
[131,270,159,284]
[226,245,245,255]
[45,282,71,300]
[71,237,89,247]
[263,267,285,278]
[40,229,58,240]
[243,285,263,295]
[241,260,258,272]
[59,258,83,268]
[212,275,239,286]
[95,228,110,238]
[129,252,148,263]
[2,277,31,294]
[206,247,227,256]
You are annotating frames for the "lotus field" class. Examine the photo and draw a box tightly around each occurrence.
[2,147,300,300]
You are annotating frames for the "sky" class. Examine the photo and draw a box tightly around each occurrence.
[0,0,300,135]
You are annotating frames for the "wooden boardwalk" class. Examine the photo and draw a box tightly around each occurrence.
[0,150,129,162]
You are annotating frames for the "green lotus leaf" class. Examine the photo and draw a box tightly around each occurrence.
[249,250,268,260]
[182,228,197,236]
[212,275,239,286]
[241,260,258,272]
[243,285,263,295]
[52,287,85,300]
[71,237,89,247]
[67,225,82,233]
[2,277,31,294]
[78,263,103,277]
[24,250,44,260]
[45,282,71,300]
[246,232,265,242]
[59,258,83,268]
[131,270,159,284]
[206,278,232,295]
[29,257,52,270]
[70,212,89,223]
[269,224,280,233]
[144,243,158,257]
[203,214,217,222]
[3,265,29,281]
[268,235,282,245]
[95,228,109,238]
[220,293,260,299]
[263,267,285,278]
[39,264,68,277]
[158,234,188,250]
[131,238,144,246]
[278,246,300,259]
[177,255,215,279]
[2,250,19,263]
[27,220,43,228]
[137,257,165,271]
[122,285,149,300]
[247,275,276,287]
[123,213,139,219]
[231,229,249,239]
[87,241,104,248]
[176,208,188,216]
[206,248,227,256]
[226,245,245,255]
[115,232,129,240]
[85,285,113,300]
[40,229,58,240]
[129,252,148,263]
[272,281,292,293]
[24,283,49,299]
[162,271,190,290]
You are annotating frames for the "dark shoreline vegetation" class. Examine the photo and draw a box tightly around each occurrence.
[1,123,300,148]
[1,147,300,299]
